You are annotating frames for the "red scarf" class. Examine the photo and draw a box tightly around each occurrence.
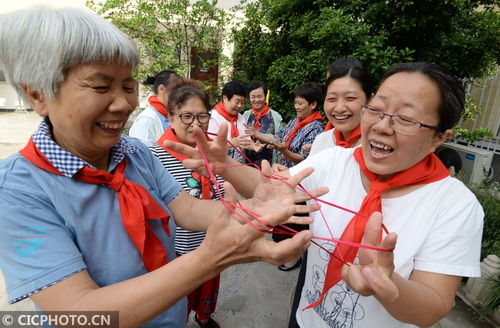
[157,127,211,200]
[306,147,450,309]
[334,125,362,148]
[286,111,324,149]
[19,138,171,272]
[214,101,239,138]
[148,95,168,117]
[324,121,334,131]
[252,104,270,130]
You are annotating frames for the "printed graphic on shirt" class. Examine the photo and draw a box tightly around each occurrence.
[14,225,47,257]
[304,241,365,327]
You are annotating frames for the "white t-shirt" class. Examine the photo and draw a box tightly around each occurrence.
[129,105,165,147]
[310,129,362,156]
[208,109,248,163]
[289,147,483,328]
[309,130,335,156]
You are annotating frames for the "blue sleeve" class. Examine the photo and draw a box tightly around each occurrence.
[276,119,294,142]
[0,166,86,303]
[298,121,324,158]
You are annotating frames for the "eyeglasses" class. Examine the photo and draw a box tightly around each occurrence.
[171,112,211,125]
[361,105,440,136]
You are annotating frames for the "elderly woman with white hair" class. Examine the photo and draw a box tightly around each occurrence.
[0,7,326,327]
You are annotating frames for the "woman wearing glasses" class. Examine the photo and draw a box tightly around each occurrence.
[166,62,483,327]
[150,78,223,328]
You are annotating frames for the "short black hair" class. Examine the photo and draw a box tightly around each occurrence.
[327,57,362,76]
[167,78,211,113]
[222,80,246,100]
[247,81,267,97]
[326,57,374,100]
[294,82,323,110]
[143,69,179,94]
[380,62,465,133]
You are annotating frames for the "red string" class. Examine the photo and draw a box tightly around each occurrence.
[196,133,392,257]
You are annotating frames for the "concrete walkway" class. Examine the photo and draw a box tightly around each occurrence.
[0,111,492,327]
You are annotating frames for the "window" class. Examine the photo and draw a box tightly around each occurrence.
[0,70,5,82]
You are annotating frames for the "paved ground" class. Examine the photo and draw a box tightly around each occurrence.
[0,111,493,327]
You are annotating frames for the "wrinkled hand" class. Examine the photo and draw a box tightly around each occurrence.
[244,124,256,137]
[242,160,327,226]
[341,212,399,302]
[231,135,252,149]
[302,144,312,155]
[201,161,327,268]
[250,141,266,153]
[271,163,288,174]
[162,125,229,176]
[269,141,286,152]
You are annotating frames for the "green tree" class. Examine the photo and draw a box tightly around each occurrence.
[87,0,229,95]
[232,0,499,120]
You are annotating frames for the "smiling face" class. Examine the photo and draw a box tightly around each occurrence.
[294,96,316,120]
[169,96,209,147]
[324,76,367,139]
[249,87,266,111]
[26,61,137,169]
[361,72,451,180]
[222,94,245,117]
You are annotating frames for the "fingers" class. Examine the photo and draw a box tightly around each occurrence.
[284,215,313,225]
[342,263,373,296]
[287,166,315,188]
[342,263,399,302]
[162,140,198,158]
[293,187,329,204]
[215,124,229,150]
[361,266,399,302]
[254,230,312,266]
[362,211,384,247]
[249,202,296,231]
[293,201,321,216]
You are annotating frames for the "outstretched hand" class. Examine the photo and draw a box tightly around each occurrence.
[243,160,327,225]
[200,180,312,269]
[162,125,229,176]
[341,212,399,302]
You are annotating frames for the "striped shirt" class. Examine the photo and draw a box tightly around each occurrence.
[150,145,225,254]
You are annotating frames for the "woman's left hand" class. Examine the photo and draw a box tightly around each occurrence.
[271,141,287,152]
[341,212,399,303]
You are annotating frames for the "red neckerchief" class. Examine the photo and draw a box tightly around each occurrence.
[324,121,334,131]
[334,125,362,148]
[306,147,450,309]
[157,127,211,200]
[19,138,171,272]
[252,104,270,130]
[148,95,168,117]
[214,101,239,138]
[286,111,324,149]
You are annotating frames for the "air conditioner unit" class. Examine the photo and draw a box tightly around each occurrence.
[435,142,494,184]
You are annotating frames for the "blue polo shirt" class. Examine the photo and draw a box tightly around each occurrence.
[0,120,186,327]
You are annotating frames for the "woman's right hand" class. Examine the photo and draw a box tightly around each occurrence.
[162,125,230,176]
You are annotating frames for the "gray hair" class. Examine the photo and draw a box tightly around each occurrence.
[0,6,139,100]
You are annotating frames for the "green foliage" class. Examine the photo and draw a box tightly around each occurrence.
[453,96,494,143]
[470,182,500,260]
[476,273,500,321]
[233,0,499,120]
[87,0,229,87]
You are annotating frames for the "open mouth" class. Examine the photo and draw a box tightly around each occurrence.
[369,139,393,159]
[332,114,352,121]
[96,121,125,132]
